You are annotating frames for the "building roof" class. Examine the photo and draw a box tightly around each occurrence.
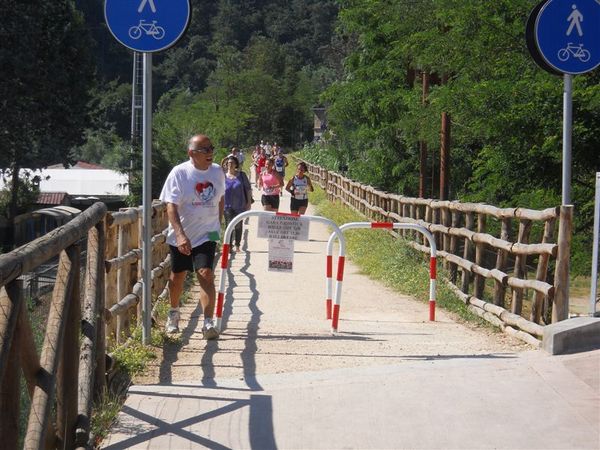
[46,161,107,170]
[36,169,128,196]
[0,164,129,197]
[37,192,68,205]
[35,205,81,218]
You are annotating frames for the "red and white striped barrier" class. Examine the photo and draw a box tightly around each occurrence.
[325,222,437,329]
[215,210,346,333]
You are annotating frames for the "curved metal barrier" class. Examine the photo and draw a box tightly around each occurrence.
[326,222,438,328]
[215,211,346,333]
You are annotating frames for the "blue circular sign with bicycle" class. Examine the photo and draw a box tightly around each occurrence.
[104,0,191,53]
[535,0,600,74]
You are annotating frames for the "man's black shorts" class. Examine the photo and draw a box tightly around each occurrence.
[261,194,280,209]
[169,241,217,273]
[290,198,308,211]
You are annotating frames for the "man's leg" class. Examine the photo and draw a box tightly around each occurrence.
[166,270,186,333]
[196,268,219,339]
[196,268,216,318]
[168,271,186,308]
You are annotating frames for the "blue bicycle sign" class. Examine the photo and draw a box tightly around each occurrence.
[558,42,591,62]
[129,20,165,40]
[534,0,600,74]
[105,0,190,53]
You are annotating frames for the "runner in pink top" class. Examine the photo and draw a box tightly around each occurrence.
[258,158,284,211]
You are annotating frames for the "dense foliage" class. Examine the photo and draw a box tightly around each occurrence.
[317,0,600,206]
[299,0,600,274]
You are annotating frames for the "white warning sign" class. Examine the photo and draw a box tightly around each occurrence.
[257,215,309,241]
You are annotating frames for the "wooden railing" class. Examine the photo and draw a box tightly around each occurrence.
[104,201,170,344]
[0,201,170,449]
[303,162,573,346]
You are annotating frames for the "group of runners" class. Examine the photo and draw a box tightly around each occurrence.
[249,142,314,215]
[159,134,314,340]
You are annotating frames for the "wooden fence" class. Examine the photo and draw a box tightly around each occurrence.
[0,201,170,449]
[303,162,573,347]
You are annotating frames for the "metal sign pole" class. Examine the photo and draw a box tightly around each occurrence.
[562,73,572,205]
[105,0,190,345]
[590,173,600,316]
[142,52,153,344]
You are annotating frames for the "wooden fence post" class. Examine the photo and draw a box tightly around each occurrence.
[95,219,107,398]
[105,222,118,340]
[552,205,573,322]
[410,203,417,240]
[531,218,556,324]
[129,218,140,326]
[474,213,487,299]
[432,205,441,254]
[511,220,532,315]
[117,223,128,342]
[442,205,451,269]
[493,217,512,307]
[449,209,460,282]
[76,225,101,447]
[461,212,474,293]
[25,245,78,449]
[56,244,81,449]
[0,281,22,450]
[425,202,433,245]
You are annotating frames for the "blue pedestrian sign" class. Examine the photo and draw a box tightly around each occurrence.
[535,0,600,74]
[104,0,191,53]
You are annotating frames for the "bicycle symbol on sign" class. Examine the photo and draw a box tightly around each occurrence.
[128,20,165,40]
[557,43,591,62]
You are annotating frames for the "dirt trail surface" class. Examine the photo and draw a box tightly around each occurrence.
[102,188,599,449]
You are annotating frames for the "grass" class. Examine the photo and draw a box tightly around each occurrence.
[309,187,490,327]
[90,388,125,447]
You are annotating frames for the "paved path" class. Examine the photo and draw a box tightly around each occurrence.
[102,187,599,449]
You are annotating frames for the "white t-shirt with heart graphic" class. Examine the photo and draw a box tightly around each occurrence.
[159,160,225,248]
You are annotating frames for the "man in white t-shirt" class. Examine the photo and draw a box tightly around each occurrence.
[159,134,225,339]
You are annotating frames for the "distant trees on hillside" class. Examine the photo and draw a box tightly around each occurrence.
[73,0,341,204]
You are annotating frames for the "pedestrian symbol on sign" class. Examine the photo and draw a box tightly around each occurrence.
[566,4,584,36]
[138,0,157,14]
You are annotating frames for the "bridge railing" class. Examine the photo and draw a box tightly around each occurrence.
[303,161,573,346]
[0,201,170,449]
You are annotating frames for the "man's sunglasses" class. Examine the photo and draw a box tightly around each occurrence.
[192,145,214,154]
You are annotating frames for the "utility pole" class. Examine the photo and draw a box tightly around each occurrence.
[439,112,451,200]
[419,72,429,198]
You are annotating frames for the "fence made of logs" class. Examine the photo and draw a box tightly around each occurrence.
[0,201,170,449]
[302,161,573,347]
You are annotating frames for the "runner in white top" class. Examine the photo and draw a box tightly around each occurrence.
[285,161,314,215]
[159,134,225,339]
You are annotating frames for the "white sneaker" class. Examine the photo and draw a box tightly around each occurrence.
[202,320,219,340]
[166,309,180,333]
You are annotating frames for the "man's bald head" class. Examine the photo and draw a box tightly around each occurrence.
[188,134,211,151]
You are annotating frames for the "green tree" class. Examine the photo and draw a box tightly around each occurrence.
[0,0,95,227]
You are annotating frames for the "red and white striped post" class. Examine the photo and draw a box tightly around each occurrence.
[215,210,346,333]
[325,221,437,328]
